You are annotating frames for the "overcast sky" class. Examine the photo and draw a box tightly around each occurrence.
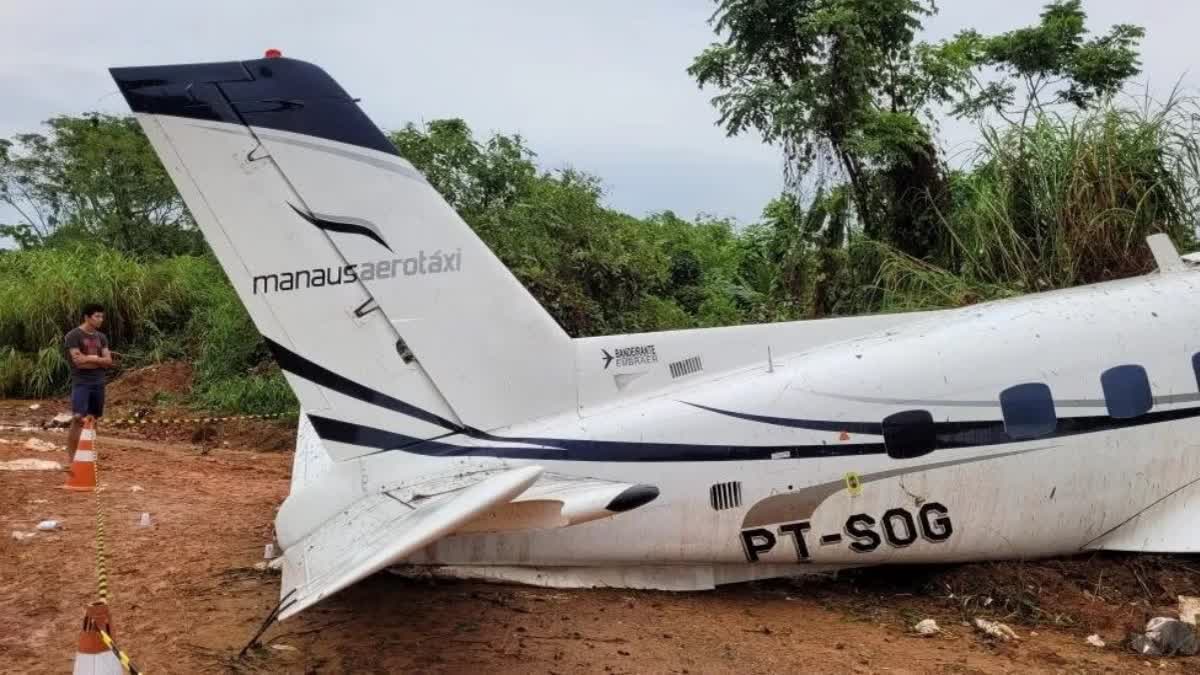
[1,1,1197,226]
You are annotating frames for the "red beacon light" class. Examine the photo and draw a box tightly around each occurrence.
[264,48,283,59]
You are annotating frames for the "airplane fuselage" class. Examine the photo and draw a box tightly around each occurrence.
[410,269,1200,586]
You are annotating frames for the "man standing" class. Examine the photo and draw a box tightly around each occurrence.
[64,304,114,467]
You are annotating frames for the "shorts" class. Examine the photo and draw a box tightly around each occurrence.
[71,382,106,418]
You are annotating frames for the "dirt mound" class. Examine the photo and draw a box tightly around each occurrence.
[106,361,193,407]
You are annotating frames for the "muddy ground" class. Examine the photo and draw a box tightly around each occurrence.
[3,390,1200,674]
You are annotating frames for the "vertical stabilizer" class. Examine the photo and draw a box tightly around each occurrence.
[111,57,578,458]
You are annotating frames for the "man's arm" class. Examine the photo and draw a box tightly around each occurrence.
[96,346,114,368]
[69,347,103,369]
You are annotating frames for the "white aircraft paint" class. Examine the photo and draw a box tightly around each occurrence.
[109,56,1200,621]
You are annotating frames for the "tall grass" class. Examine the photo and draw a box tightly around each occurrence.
[875,95,1200,310]
[0,245,295,412]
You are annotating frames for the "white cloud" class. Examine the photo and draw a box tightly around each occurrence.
[0,0,1196,225]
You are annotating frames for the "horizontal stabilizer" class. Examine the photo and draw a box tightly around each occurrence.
[278,465,542,620]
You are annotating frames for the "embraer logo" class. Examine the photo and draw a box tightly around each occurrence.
[603,345,658,369]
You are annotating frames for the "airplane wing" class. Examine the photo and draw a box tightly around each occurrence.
[278,465,543,620]
[276,414,660,620]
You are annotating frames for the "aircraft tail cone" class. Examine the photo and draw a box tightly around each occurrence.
[63,417,98,491]
[72,602,123,674]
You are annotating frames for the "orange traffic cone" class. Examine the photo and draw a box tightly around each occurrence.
[63,417,98,491]
[72,603,123,674]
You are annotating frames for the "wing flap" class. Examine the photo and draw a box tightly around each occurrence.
[279,465,542,620]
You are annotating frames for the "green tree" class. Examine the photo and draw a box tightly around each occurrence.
[390,120,681,335]
[0,114,201,256]
[689,0,974,259]
[950,0,1145,123]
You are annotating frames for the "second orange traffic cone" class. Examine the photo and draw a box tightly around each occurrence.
[63,416,98,491]
[71,602,124,674]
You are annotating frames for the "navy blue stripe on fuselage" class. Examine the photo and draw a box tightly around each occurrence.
[274,343,1200,461]
[680,401,884,434]
[314,404,1200,462]
[312,414,886,462]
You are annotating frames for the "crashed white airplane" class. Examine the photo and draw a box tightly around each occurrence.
[111,55,1200,620]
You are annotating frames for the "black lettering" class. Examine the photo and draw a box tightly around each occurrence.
[252,274,279,295]
[777,521,812,561]
[344,264,358,282]
[280,271,296,291]
[740,528,776,562]
[882,508,918,547]
[919,503,953,542]
[312,267,327,287]
[844,514,881,553]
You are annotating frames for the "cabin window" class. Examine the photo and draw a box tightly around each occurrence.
[1000,383,1057,440]
[882,410,936,459]
[1101,365,1153,419]
[1193,353,1200,391]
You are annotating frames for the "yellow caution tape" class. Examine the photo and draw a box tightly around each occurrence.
[105,411,295,426]
[92,442,145,673]
[844,471,863,497]
[99,629,143,675]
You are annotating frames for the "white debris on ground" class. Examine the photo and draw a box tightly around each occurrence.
[1178,596,1200,626]
[28,403,40,410]
[974,618,1019,641]
[36,520,61,531]
[1130,617,1199,657]
[1086,634,1106,648]
[47,413,73,428]
[0,458,62,471]
[22,438,58,453]
[11,531,36,541]
[914,619,940,636]
[130,485,145,493]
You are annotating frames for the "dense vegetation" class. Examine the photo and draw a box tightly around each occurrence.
[0,1,1195,411]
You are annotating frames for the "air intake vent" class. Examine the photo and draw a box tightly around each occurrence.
[710,481,742,511]
[670,355,704,379]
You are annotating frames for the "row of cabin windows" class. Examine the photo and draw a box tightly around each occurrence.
[881,354,1200,459]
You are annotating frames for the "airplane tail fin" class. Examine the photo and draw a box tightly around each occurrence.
[110,57,577,459]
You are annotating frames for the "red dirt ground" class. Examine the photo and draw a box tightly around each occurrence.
[2,399,1200,674]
